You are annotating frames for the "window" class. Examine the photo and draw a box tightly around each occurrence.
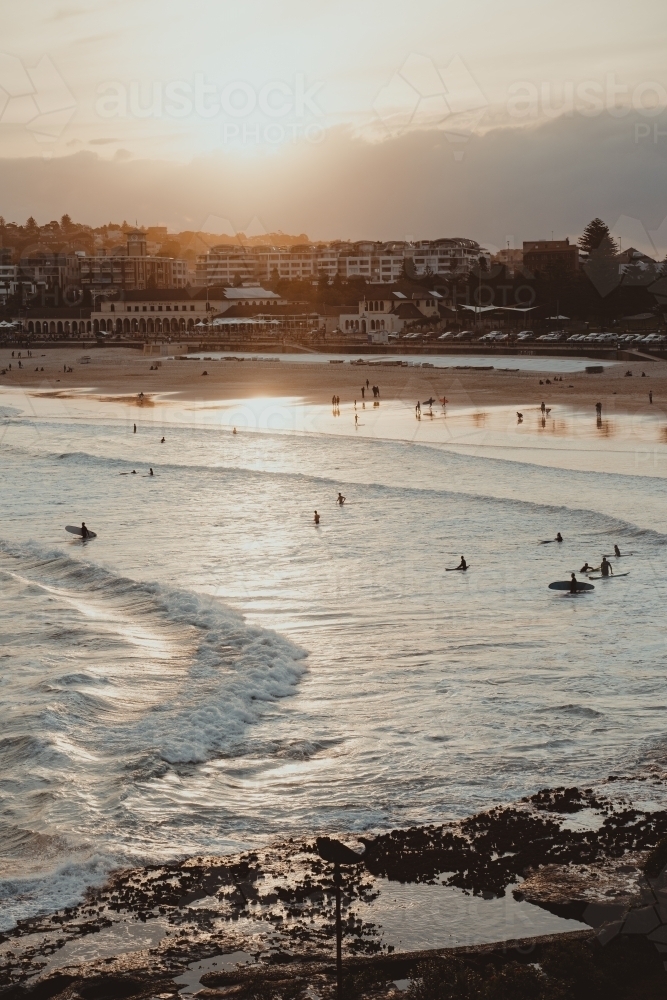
[142,306,147,311]
[157,305,162,311]
[150,305,154,311]
[127,305,131,311]
[166,305,171,311]
[110,304,115,312]
[190,305,195,311]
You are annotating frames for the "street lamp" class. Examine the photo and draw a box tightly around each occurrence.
[316,837,365,999]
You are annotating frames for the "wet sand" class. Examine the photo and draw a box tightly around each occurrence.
[1,346,665,413]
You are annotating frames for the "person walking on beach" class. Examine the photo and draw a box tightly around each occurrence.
[134,423,136,433]
[314,510,320,525]
[355,413,358,427]
[361,386,365,399]
[540,401,546,415]
[600,556,613,577]
[416,400,421,415]
[649,390,653,403]
[366,379,369,389]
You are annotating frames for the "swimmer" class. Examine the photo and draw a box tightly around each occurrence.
[337,492,346,505]
[149,468,154,476]
[314,510,320,525]
[556,532,563,542]
[131,469,136,474]
[232,427,237,435]
[161,436,165,443]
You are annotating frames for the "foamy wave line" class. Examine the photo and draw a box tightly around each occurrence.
[0,539,308,766]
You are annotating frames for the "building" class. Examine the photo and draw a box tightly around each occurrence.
[522,239,579,275]
[491,248,524,275]
[77,229,189,291]
[195,238,490,288]
[339,290,442,336]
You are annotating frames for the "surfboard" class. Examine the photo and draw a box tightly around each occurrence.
[587,572,629,580]
[603,553,634,558]
[549,581,594,591]
[66,525,97,539]
[446,566,470,571]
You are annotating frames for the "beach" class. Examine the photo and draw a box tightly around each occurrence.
[1,347,667,996]
[3,346,666,411]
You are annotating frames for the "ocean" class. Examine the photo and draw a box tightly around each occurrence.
[1,385,666,932]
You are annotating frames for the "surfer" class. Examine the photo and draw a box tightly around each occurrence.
[134,423,136,433]
[614,544,621,558]
[458,556,467,570]
[569,572,578,594]
[131,469,136,474]
[314,510,320,525]
[600,556,613,577]
[149,468,154,476]
[337,492,346,505]
[232,427,237,435]
[81,521,89,539]
[161,436,165,443]
[580,562,593,573]
[556,532,563,543]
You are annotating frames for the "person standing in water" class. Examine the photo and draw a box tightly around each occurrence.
[569,572,579,594]
[337,492,346,505]
[614,544,621,557]
[134,423,136,433]
[314,510,320,524]
[600,556,613,576]
[149,468,154,476]
[81,522,89,539]
[556,532,563,542]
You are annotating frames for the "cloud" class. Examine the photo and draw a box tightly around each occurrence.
[0,111,664,248]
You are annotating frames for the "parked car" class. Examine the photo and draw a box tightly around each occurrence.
[517,330,534,340]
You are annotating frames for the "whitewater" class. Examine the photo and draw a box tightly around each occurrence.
[0,396,666,932]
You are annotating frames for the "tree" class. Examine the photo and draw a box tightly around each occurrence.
[579,218,613,255]
[60,214,72,230]
[26,216,37,231]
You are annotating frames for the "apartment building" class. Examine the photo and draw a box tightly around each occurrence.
[195,238,489,287]
[522,238,579,275]
[78,230,189,290]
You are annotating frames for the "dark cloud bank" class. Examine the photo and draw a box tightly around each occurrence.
[0,111,665,246]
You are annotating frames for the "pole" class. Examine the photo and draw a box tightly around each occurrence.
[335,862,342,999]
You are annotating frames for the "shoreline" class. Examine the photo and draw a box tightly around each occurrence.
[1,347,665,413]
[2,777,667,997]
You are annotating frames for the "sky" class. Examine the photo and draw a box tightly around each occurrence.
[0,0,666,250]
